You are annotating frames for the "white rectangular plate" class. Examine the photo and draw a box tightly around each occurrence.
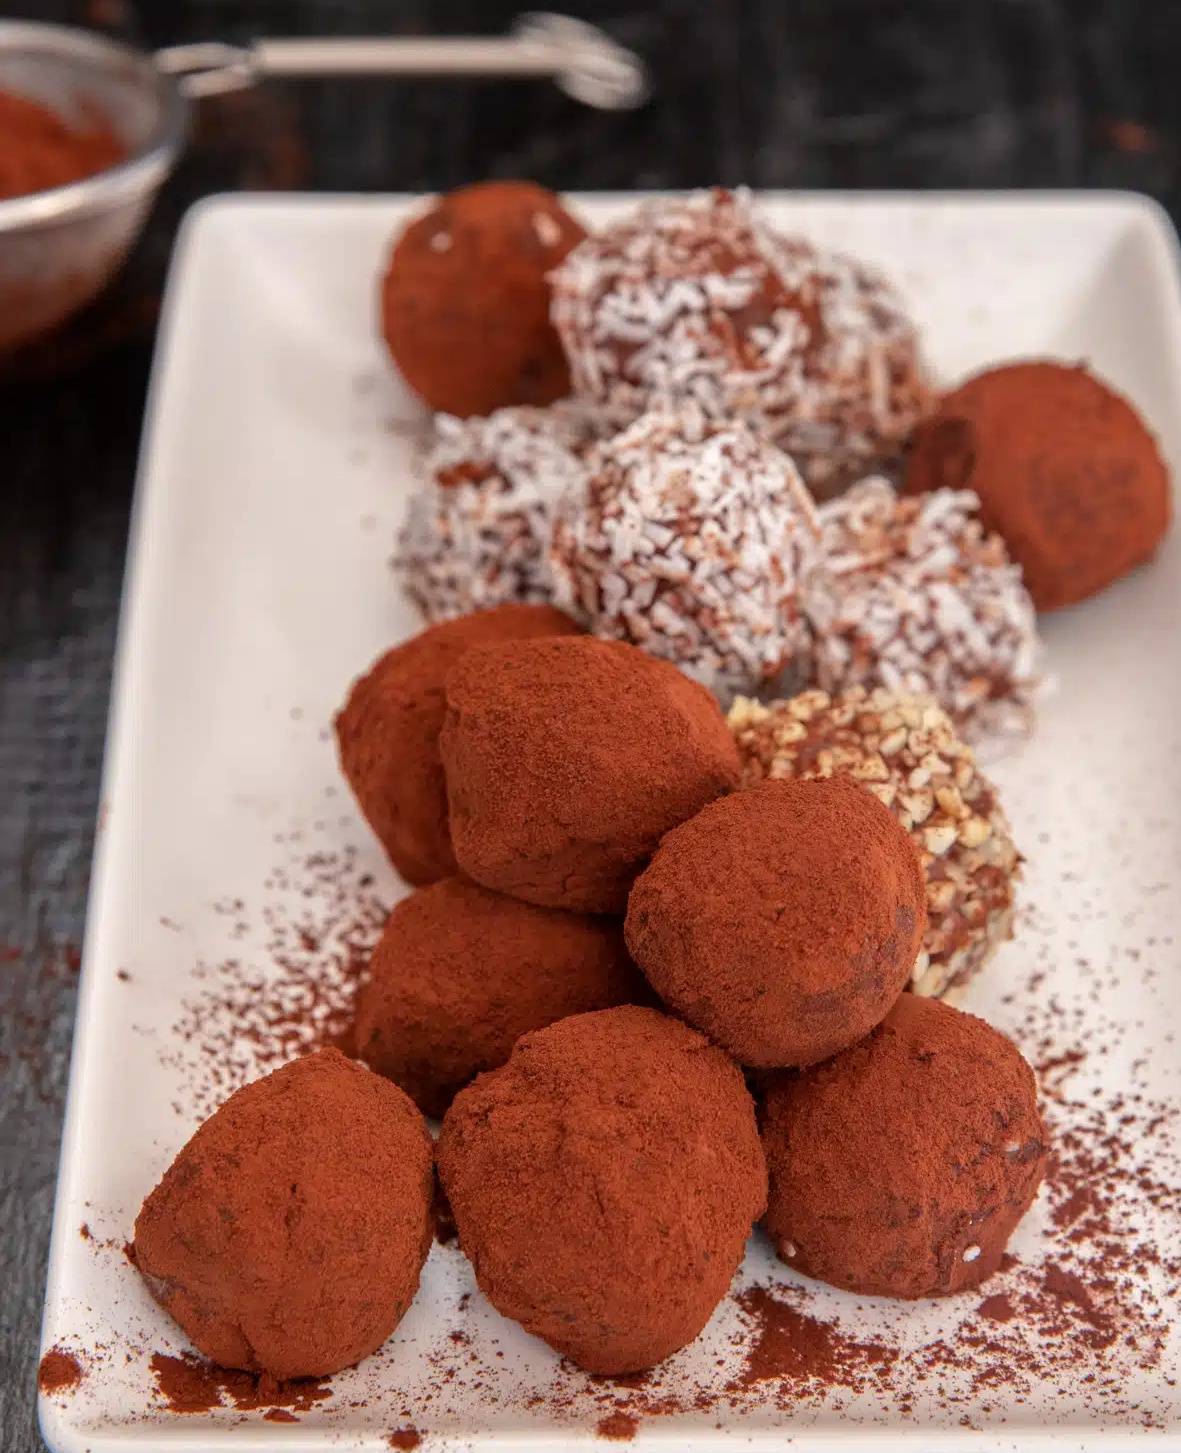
[40,193,1181,1451]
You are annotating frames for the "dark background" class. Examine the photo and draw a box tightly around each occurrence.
[2,2,1179,1447]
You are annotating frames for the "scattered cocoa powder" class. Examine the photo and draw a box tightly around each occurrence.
[596,1410,639,1440]
[38,1348,83,1394]
[387,1429,422,1450]
[728,1286,896,1393]
[976,1293,1016,1323]
[164,842,387,1117]
[149,1351,332,1415]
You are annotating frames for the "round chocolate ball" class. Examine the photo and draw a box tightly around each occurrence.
[550,187,931,497]
[729,687,1020,1000]
[354,876,646,1117]
[396,401,601,622]
[440,635,741,912]
[625,777,926,1067]
[550,405,821,699]
[905,360,1170,611]
[133,1049,432,1379]
[805,478,1043,740]
[382,180,585,417]
[436,1005,766,1374]
[335,604,580,885]
[761,994,1048,1299]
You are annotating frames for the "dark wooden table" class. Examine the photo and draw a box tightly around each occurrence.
[2,1,1178,1446]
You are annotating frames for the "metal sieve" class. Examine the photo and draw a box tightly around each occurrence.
[0,14,646,354]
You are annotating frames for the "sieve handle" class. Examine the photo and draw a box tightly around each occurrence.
[156,13,647,111]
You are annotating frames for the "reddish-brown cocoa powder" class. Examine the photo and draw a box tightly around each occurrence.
[596,1410,639,1440]
[386,1429,423,1450]
[0,90,124,199]
[149,1352,333,1415]
[354,875,645,1117]
[38,1348,83,1394]
[335,604,580,885]
[165,840,388,1118]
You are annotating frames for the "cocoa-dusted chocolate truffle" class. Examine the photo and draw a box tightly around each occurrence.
[335,603,580,885]
[728,688,1020,1000]
[762,994,1048,1299]
[133,1049,432,1379]
[626,777,925,1067]
[354,876,646,1117]
[805,478,1043,738]
[906,360,1171,611]
[550,405,821,699]
[550,187,932,496]
[396,401,601,622]
[437,1005,766,1374]
[441,635,741,912]
[382,180,585,417]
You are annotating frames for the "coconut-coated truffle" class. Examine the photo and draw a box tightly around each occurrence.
[549,405,822,699]
[905,360,1171,611]
[440,635,741,913]
[729,688,1020,1000]
[805,478,1043,739]
[762,994,1048,1299]
[625,777,926,1067]
[396,401,602,622]
[335,604,581,885]
[354,876,647,1117]
[436,1005,766,1374]
[381,180,586,417]
[550,187,932,497]
[133,1049,433,1379]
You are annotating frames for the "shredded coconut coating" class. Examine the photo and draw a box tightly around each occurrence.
[395,402,602,621]
[728,687,1020,999]
[805,478,1044,739]
[550,405,822,699]
[549,188,932,497]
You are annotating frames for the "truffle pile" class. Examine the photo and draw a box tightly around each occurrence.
[133,180,1181,1399]
[138,602,1047,1389]
[385,184,1170,735]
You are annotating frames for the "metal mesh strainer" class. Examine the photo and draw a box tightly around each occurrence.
[0,15,646,354]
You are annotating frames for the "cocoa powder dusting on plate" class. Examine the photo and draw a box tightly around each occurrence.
[596,1409,639,1440]
[38,1348,83,1394]
[387,1429,423,1450]
[149,1351,332,1415]
[727,1285,896,1394]
[164,840,387,1117]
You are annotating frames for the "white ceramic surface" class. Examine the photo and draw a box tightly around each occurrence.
[38,193,1181,1451]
